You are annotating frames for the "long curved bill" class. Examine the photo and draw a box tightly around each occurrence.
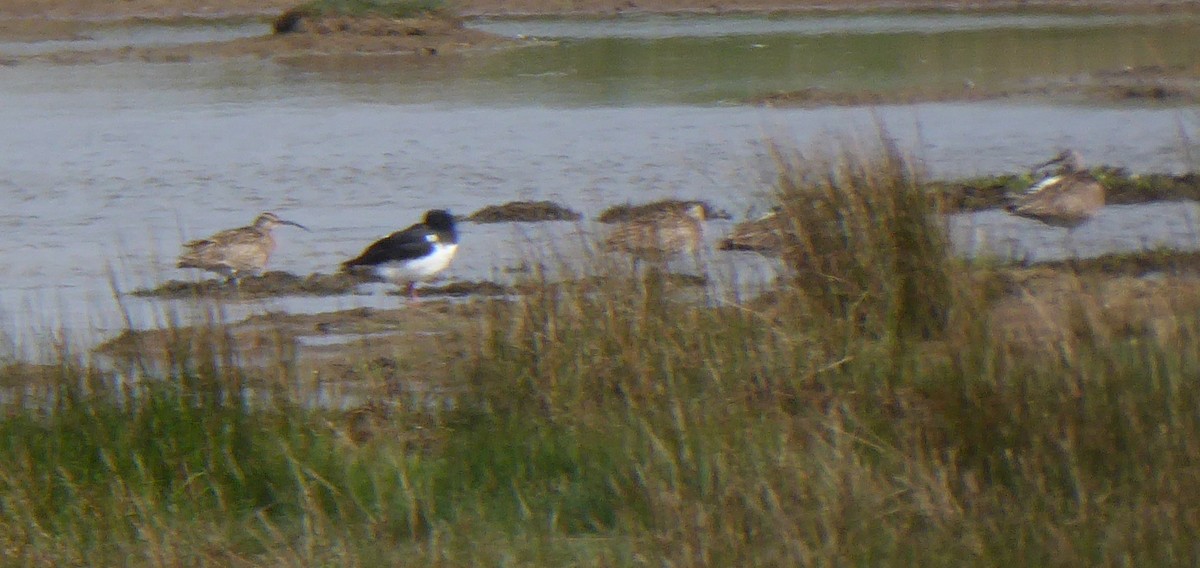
[280,219,310,231]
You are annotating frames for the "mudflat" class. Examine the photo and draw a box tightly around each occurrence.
[2,0,1196,19]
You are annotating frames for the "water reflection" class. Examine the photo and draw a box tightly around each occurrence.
[470,12,1200,39]
[951,202,1200,262]
[3,13,1199,106]
[0,22,267,56]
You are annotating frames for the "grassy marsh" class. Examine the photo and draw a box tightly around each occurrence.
[3,142,1200,565]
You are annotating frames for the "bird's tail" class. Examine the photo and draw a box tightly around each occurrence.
[176,253,202,269]
[339,259,366,275]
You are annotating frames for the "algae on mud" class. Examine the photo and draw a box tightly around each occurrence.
[466,200,582,223]
[130,270,516,300]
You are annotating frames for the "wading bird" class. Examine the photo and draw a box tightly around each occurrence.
[718,207,784,254]
[603,203,706,263]
[177,211,309,286]
[1007,149,1105,230]
[341,209,459,300]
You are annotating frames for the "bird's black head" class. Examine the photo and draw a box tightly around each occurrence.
[424,209,455,231]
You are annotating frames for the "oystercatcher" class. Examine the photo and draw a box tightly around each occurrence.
[341,209,459,299]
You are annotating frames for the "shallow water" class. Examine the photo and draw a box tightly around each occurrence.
[950,202,1200,261]
[471,12,1200,39]
[2,12,1200,356]
[470,12,1200,100]
[0,21,268,56]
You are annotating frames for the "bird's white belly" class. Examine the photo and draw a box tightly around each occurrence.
[377,243,457,282]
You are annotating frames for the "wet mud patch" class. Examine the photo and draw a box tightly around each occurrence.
[0,19,92,42]
[1017,249,1200,280]
[467,200,582,223]
[984,256,1200,355]
[0,360,111,390]
[3,0,1196,20]
[930,169,1200,214]
[748,86,1003,107]
[273,5,456,35]
[927,175,1028,212]
[129,271,370,299]
[394,279,515,297]
[1099,170,1200,205]
[131,270,527,300]
[388,274,704,298]
[597,199,730,224]
[95,300,494,402]
[10,10,520,65]
[745,247,1200,360]
[750,64,1200,108]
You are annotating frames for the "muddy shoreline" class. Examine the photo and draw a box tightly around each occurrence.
[100,247,1200,400]
[4,0,1199,103]
[6,0,1200,372]
[3,0,1199,20]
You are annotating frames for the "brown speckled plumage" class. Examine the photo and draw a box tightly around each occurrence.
[604,203,705,260]
[718,209,784,253]
[1008,150,1105,229]
[177,212,308,284]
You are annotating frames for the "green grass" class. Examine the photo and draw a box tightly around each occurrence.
[2,140,1200,564]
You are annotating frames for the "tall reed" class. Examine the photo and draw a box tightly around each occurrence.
[458,140,1200,565]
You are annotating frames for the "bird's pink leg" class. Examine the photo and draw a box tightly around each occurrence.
[406,282,417,300]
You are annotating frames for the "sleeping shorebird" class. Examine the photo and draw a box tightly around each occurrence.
[177,211,309,286]
[603,203,705,262]
[718,207,784,254]
[1007,149,1105,229]
[341,209,459,299]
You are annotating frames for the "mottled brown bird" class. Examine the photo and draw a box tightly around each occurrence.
[1008,149,1105,229]
[177,212,308,285]
[718,208,784,254]
[603,203,705,261]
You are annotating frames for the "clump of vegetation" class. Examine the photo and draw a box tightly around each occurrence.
[596,199,729,223]
[296,0,443,18]
[926,173,1028,212]
[274,0,446,33]
[467,200,582,223]
[3,139,1200,564]
[1094,167,1200,204]
[770,137,964,342]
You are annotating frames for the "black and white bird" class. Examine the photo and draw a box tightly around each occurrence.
[341,209,459,299]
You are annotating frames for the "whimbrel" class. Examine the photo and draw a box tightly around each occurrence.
[603,202,705,262]
[176,211,309,286]
[718,208,784,254]
[341,209,459,299]
[1008,149,1106,229]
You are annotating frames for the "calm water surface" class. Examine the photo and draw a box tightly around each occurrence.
[2,12,1200,355]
